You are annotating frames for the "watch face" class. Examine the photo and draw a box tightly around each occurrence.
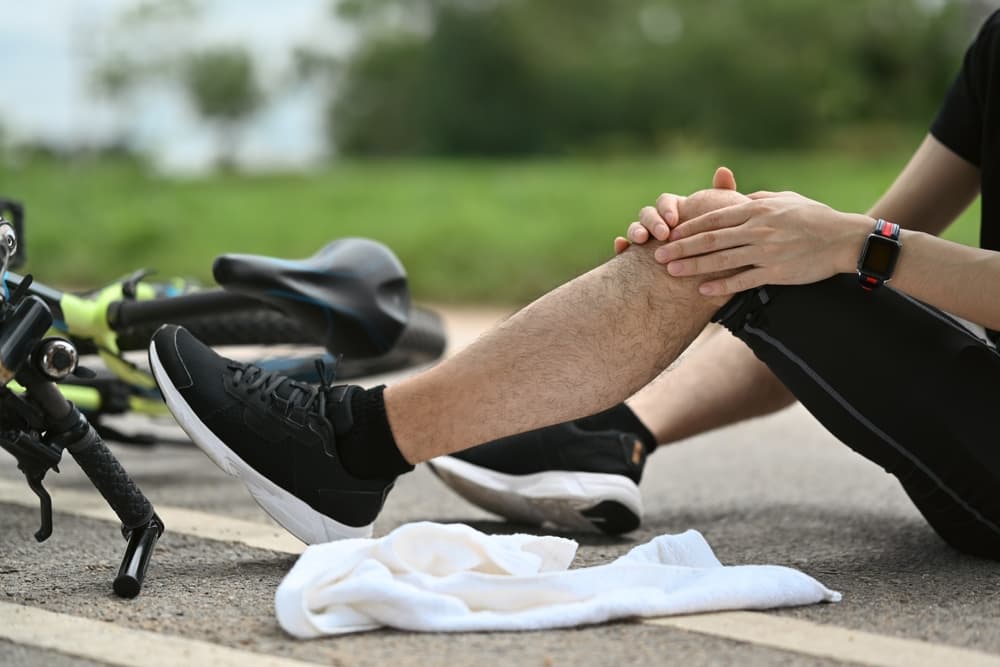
[860,234,900,279]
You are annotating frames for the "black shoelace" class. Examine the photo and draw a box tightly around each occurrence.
[228,357,340,418]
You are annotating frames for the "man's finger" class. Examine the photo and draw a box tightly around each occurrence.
[748,190,793,200]
[628,220,651,244]
[671,202,753,239]
[712,166,737,191]
[654,193,685,229]
[639,207,669,240]
[664,246,758,277]
[698,267,770,296]
[654,226,753,264]
[614,236,630,255]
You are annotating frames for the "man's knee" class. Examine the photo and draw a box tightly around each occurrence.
[606,242,732,311]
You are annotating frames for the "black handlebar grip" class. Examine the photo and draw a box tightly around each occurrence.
[63,421,155,531]
[48,407,162,597]
[31,390,162,597]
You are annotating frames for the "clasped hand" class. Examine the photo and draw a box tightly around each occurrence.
[617,168,872,297]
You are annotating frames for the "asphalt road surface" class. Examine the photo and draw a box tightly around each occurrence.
[1,307,998,667]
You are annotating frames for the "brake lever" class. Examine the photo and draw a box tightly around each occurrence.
[25,470,53,541]
[1,428,62,541]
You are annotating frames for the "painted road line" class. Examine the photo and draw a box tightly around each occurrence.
[3,478,999,665]
[0,601,320,667]
[648,611,1000,667]
[0,478,302,554]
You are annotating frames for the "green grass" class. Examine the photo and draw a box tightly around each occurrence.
[0,150,981,304]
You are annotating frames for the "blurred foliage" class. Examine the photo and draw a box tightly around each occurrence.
[183,48,262,166]
[182,49,256,114]
[90,1,264,167]
[91,0,203,97]
[329,0,974,155]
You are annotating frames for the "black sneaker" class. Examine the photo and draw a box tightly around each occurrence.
[427,420,647,535]
[148,324,394,544]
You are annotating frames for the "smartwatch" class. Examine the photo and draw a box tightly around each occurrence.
[857,218,901,290]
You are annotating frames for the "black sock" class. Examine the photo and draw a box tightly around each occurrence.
[575,403,658,453]
[336,385,414,480]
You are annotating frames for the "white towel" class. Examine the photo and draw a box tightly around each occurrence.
[275,522,840,637]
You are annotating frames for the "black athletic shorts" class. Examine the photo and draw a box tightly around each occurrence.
[714,274,1000,560]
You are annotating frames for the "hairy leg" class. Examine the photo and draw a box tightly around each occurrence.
[625,325,796,445]
[385,242,727,463]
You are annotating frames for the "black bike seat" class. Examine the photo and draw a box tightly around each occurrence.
[213,238,409,357]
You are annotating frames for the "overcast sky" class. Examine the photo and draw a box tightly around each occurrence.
[1,0,350,171]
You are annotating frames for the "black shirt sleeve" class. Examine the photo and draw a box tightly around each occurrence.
[930,10,1000,167]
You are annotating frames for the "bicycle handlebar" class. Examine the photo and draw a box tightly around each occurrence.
[61,412,164,597]
[30,381,164,597]
[59,411,155,529]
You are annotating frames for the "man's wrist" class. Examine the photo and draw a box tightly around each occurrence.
[837,214,878,274]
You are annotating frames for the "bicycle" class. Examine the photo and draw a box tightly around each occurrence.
[0,198,447,597]
[0,198,446,441]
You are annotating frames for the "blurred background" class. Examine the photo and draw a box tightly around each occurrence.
[1,0,994,304]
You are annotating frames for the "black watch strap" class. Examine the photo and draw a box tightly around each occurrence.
[857,218,901,291]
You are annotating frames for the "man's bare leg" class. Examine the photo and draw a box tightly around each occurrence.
[146,185,748,542]
[625,327,796,445]
[385,241,728,463]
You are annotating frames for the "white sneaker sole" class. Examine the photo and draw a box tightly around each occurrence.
[427,455,642,534]
[150,341,373,544]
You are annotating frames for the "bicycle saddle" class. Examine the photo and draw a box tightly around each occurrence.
[213,238,409,357]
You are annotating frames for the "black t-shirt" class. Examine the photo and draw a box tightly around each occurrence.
[931,10,1000,251]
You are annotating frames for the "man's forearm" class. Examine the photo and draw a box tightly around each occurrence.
[867,134,979,235]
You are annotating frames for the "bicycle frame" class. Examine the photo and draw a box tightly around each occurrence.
[6,273,173,416]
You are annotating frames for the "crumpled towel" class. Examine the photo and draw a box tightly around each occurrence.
[275,522,840,637]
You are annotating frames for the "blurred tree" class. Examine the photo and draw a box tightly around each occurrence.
[89,0,266,168]
[92,56,147,151]
[331,35,431,155]
[91,0,202,152]
[183,47,262,168]
[327,0,976,155]
[292,46,341,82]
